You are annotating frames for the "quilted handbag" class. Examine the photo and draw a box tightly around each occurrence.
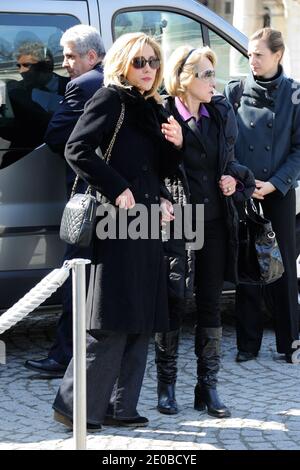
[59,191,98,247]
[238,199,284,285]
[60,102,125,246]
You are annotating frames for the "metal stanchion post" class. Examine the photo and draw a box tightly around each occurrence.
[71,259,91,450]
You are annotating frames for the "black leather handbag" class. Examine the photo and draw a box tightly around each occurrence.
[60,103,125,247]
[238,199,284,285]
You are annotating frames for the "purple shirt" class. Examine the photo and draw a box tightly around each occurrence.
[175,97,210,126]
[175,97,243,191]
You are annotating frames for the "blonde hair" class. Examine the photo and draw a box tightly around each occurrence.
[250,27,285,62]
[103,32,163,100]
[164,46,217,97]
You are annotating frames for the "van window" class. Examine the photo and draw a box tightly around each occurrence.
[113,10,249,93]
[113,10,204,62]
[0,13,79,166]
[207,28,249,90]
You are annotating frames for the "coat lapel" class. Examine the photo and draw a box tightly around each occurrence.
[186,118,208,154]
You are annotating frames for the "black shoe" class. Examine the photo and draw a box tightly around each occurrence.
[194,385,231,419]
[236,351,257,363]
[54,411,102,433]
[157,383,178,415]
[157,399,178,415]
[103,416,149,427]
[273,353,296,364]
[285,354,293,363]
[24,358,67,377]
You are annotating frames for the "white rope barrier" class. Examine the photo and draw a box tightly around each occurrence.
[0,261,71,335]
[0,258,90,450]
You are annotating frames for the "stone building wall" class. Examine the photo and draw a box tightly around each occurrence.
[201,0,300,79]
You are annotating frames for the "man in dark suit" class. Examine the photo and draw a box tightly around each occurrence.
[24,24,105,377]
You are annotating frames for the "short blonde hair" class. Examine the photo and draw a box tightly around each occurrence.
[103,32,163,100]
[164,46,217,97]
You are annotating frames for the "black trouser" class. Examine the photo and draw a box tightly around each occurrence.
[236,189,299,354]
[155,219,227,394]
[48,178,90,365]
[194,219,227,391]
[164,219,227,333]
[195,218,228,328]
[48,243,91,365]
[166,298,186,332]
[53,330,150,424]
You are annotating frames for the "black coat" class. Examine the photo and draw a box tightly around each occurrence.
[45,65,103,154]
[65,85,182,333]
[162,94,255,299]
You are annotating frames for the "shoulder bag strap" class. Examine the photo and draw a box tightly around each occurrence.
[71,102,126,198]
[103,102,125,163]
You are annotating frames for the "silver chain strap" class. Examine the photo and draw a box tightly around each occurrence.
[71,102,125,198]
[103,102,125,164]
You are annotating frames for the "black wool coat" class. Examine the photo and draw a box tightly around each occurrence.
[65,85,182,333]
[162,94,256,300]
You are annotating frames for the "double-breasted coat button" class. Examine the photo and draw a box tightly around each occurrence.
[267,122,273,128]
[249,145,254,151]
[144,193,149,199]
[204,198,209,203]
[265,145,271,151]
[287,178,292,183]
[263,168,268,173]
[250,121,255,128]
[155,195,159,201]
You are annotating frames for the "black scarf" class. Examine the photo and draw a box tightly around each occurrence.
[108,85,169,143]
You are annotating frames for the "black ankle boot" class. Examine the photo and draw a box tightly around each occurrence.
[194,326,231,419]
[194,383,231,418]
[155,330,180,415]
[157,382,178,414]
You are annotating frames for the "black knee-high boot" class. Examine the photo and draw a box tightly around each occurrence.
[155,330,180,414]
[194,326,231,418]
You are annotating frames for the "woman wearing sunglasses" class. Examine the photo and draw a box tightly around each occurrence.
[155,46,255,418]
[52,32,183,431]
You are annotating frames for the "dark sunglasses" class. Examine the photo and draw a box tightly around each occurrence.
[16,62,35,69]
[131,56,160,70]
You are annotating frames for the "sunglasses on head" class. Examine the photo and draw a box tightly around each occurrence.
[195,69,216,81]
[16,62,35,69]
[131,56,160,70]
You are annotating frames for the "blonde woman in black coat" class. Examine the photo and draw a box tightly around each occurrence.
[156,46,255,419]
[52,32,183,431]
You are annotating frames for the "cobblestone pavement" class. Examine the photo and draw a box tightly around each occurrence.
[0,309,300,451]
